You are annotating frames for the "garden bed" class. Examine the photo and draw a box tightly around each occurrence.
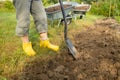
[11,18,120,80]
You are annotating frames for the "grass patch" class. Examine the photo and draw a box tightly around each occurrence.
[115,16,120,23]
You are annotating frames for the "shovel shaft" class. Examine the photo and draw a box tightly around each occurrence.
[59,0,68,40]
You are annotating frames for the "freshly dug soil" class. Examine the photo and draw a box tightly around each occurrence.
[11,18,120,80]
[45,4,72,12]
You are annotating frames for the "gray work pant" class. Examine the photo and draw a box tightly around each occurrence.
[13,0,48,36]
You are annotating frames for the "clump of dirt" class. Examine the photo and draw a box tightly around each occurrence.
[11,18,120,80]
[95,18,120,31]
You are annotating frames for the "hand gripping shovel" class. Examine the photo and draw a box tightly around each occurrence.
[59,0,80,59]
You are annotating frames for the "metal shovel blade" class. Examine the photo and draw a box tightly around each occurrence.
[59,0,80,59]
[66,38,80,59]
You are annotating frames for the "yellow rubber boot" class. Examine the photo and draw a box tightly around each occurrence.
[40,39,59,51]
[23,42,36,56]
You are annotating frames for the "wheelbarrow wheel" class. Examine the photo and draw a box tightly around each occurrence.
[61,18,72,25]
[61,14,72,25]
[80,15,83,19]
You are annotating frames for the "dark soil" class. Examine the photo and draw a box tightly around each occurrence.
[11,18,120,80]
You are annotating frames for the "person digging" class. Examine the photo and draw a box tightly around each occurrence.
[13,0,59,56]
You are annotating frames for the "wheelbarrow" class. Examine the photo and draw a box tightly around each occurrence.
[45,4,73,26]
[72,4,91,19]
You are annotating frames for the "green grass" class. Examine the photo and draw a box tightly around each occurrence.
[0,12,104,79]
[0,12,23,79]
[115,16,120,23]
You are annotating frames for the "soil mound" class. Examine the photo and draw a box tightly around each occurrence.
[11,18,120,80]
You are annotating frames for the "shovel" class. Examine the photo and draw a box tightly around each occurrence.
[59,0,80,59]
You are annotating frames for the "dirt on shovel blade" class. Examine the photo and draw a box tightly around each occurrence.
[11,18,120,80]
